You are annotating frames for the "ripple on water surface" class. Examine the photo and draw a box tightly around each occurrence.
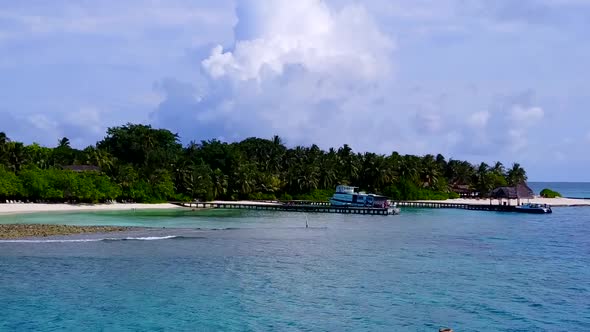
[1,207,589,330]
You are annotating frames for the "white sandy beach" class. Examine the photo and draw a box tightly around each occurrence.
[210,200,281,206]
[0,202,182,215]
[415,197,590,207]
[0,196,587,216]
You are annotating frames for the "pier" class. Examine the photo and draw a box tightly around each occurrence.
[394,201,519,212]
[173,201,396,215]
[172,200,521,214]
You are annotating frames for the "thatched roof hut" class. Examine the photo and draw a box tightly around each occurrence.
[451,184,478,198]
[62,165,101,172]
[489,183,534,205]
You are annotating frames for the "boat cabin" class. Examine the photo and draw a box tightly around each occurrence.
[335,185,359,194]
[331,185,390,208]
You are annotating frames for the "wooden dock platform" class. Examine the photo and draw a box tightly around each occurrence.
[394,201,519,212]
[172,200,521,214]
[173,201,397,215]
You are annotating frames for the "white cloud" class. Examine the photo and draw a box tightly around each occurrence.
[153,0,400,152]
[27,114,59,136]
[64,107,102,134]
[414,112,444,134]
[202,0,394,82]
[510,105,544,124]
[467,111,490,128]
[0,2,233,38]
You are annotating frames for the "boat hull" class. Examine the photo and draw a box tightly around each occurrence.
[514,207,552,214]
[330,185,401,214]
[388,207,401,215]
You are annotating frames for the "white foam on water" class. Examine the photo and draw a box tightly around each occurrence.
[0,235,179,243]
[122,235,178,241]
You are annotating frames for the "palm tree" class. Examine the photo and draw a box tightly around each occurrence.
[337,144,359,183]
[84,147,114,173]
[491,161,505,176]
[507,163,527,186]
[6,142,28,172]
[362,153,394,192]
[297,164,320,193]
[397,156,419,181]
[318,155,338,189]
[446,159,475,186]
[272,135,283,147]
[435,153,447,170]
[212,168,228,199]
[58,137,71,148]
[0,132,9,146]
[232,163,257,196]
[419,155,440,188]
[0,132,12,164]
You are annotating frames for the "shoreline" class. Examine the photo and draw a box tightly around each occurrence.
[0,196,587,218]
[0,202,183,216]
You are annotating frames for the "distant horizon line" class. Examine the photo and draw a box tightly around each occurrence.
[528,181,590,184]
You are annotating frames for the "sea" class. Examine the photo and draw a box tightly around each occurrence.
[1,185,589,331]
[529,182,590,199]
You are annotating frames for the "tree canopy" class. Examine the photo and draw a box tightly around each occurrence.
[0,124,528,203]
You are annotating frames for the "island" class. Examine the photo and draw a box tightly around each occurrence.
[1,124,535,205]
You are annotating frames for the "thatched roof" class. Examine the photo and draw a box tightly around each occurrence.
[451,184,473,194]
[62,165,101,172]
[490,183,534,199]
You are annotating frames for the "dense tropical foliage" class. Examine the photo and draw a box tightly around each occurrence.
[0,124,528,203]
[540,188,562,198]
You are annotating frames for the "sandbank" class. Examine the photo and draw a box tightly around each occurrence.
[0,224,131,239]
[0,202,182,215]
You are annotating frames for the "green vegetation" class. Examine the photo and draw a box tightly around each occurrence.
[0,124,527,203]
[540,188,562,198]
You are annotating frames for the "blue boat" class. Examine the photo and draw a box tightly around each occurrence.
[330,185,400,214]
[515,203,552,214]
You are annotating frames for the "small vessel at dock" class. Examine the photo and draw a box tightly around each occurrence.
[330,185,400,215]
[514,203,552,214]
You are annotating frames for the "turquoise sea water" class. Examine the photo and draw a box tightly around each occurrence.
[1,207,590,331]
[529,182,590,199]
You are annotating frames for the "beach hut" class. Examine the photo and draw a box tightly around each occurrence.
[489,182,534,206]
[62,165,101,172]
[451,184,478,198]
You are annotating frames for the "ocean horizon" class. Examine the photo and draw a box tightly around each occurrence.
[528,182,590,199]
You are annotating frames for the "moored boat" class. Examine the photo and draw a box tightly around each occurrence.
[330,185,400,214]
[514,203,552,214]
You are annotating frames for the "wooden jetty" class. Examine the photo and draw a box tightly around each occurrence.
[172,200,522,214]
[394,201,519,212]
[173,201,397,215]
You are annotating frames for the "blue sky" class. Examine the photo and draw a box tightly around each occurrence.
[1,0,589,181]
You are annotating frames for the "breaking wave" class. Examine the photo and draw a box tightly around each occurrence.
[0,235,184,243]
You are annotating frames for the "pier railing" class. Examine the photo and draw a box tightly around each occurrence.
[171,199,520,214]
[173,201,395,215]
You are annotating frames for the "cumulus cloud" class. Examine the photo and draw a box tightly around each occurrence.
[414,112,444,134]
[466,111,490,128]
[510,105,544,123]
[202,0,393,81]
[0,0,570,166]
[153,0,398,151]
[0,107,107,147]
[455,92,546,156]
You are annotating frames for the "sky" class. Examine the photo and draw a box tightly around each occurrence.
[1,0,589,181]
